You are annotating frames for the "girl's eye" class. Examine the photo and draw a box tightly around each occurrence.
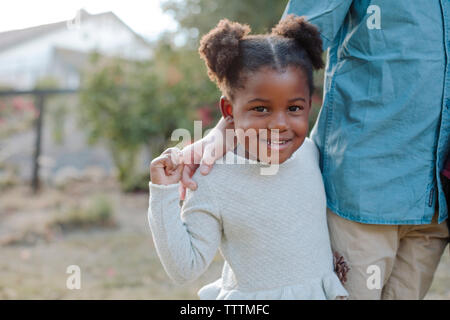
[288,105,304,112]
[252,106,268,112]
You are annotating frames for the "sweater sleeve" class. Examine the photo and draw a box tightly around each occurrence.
[148,180,222,285]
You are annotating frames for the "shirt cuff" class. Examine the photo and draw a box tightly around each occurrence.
[149,181,180,201]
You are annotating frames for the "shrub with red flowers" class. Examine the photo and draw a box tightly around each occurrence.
[0,95,37,138]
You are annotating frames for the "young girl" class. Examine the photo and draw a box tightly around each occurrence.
[148,15,348,300]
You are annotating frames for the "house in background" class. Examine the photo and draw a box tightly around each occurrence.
[0,9,152,89]
[0,9,154,186]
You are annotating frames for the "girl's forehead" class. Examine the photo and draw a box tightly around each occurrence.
[248,66,307,85]
[237,67,309,99]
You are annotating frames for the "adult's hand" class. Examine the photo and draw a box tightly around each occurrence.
[179,116,235,200]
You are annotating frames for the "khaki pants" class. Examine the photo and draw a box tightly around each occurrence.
[327,208,449,299]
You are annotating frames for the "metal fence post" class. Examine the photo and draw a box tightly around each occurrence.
[32,94,45,193]
[0,88,78,193]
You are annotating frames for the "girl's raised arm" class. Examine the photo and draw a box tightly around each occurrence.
[148,175,222,285]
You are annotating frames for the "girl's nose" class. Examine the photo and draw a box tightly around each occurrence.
[268,112,288,132]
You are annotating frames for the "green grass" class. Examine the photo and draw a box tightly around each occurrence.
[0,180,449,299]
[47,195,117,232]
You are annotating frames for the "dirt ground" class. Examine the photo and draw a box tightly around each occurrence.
[0,179,449,299]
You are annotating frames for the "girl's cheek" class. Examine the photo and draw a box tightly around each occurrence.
[240,115,266,130]
[235,117,254,131]
[293,118,309,133]
[234,118,265,148]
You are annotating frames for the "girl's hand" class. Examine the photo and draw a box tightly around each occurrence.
[150,147,184,185]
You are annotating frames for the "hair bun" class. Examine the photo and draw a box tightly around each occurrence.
[199,19,251,84]
[271,14,324,70]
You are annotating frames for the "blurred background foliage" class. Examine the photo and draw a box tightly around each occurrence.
[79,0,324,191]
[161,0,288,47]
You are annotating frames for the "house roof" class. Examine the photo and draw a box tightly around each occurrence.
[0,9,151,52]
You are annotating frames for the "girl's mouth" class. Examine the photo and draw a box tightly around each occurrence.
[261,139,292,150]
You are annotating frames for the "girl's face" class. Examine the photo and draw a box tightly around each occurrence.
[222,66,311,164]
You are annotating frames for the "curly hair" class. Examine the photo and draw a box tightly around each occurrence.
[198,14,324,101]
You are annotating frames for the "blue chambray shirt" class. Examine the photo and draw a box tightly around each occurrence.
[283,0,450,224]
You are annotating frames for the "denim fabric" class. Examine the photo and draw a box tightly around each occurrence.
[283,0,450,224]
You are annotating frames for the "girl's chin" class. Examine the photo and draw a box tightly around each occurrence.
[240,140,298,164]
[249,149,292,164]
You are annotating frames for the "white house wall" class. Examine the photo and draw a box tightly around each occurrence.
[0,13,151,89]
[41,14,151,60]
[0,42,51,89]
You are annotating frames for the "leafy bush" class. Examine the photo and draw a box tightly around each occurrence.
[120,172,150,193]
[48,195,116,232]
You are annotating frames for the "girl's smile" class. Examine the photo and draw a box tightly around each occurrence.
[221,65,311,164]
[262,138,293,150]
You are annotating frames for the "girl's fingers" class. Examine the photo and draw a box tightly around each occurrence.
[152,154,177,177]
[163,148,183,165]
[181,163,198,190]
[152,154,170,169]
[170,148,183,167]
[150,148,184,186]
[161,154,175,172]
[158,148,183,173]
[174,161,184,175]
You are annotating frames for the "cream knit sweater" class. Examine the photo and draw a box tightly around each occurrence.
[148,138,348,300]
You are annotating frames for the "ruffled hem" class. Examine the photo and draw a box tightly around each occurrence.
[198,273,348,300]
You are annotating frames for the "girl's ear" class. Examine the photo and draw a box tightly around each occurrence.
[220,96,234,123]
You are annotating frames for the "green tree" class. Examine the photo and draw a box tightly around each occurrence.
[152,35,221,128]
[79,55,185,190]
[78,48,216,191]
[162,0,287,47]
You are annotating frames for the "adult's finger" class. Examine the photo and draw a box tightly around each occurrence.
[179,183,186,201]
[181,140,204,167]
[199,142,216,175]
[171,148,183,166]
[162,147,182,166]
[181,163,198,191]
